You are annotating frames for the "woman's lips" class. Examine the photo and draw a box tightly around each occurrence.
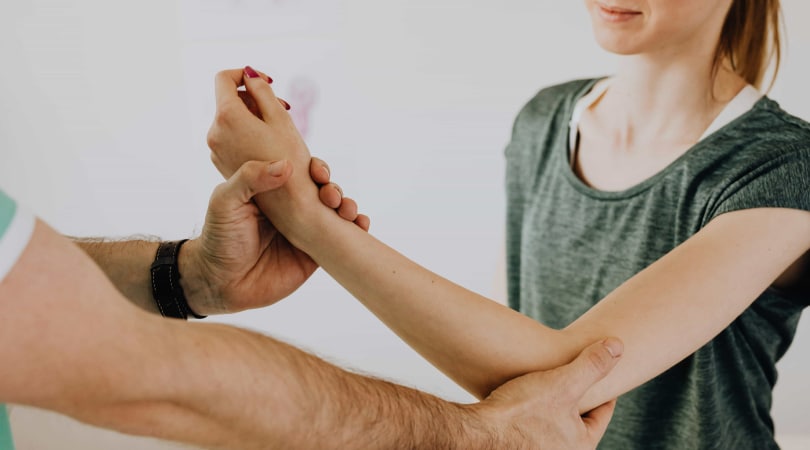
[596,3,642,23]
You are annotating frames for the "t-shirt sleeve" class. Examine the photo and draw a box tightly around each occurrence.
[711,147,810,219]
[0,189,36,283]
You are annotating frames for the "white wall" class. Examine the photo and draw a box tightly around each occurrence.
[1,1,808,448]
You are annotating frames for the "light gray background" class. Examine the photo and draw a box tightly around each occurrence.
[0,1,807,448]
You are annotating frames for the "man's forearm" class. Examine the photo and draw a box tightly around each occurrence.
[8,223,502,450]
[184,325,497,449]
[105,323,498,449]
[70,237,161,313]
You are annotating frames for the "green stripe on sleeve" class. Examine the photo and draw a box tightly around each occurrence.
[0,191,17,239]
[0,404,14,450]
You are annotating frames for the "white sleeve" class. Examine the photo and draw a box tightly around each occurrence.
[0,201,35,283]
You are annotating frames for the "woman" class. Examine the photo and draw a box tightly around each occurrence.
[207,0,810,448]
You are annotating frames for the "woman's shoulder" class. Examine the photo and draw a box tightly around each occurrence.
[739,98,810,154]
[518,78,601,116]
[702,99,810,222]
[698,97,810,179]
[509,78,604,139]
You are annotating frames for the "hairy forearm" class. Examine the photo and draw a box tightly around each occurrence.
[70,237,162,313]
[30,298,499,449]
[147,323,501,450]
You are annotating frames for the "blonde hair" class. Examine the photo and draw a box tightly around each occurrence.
[714,0,783,90]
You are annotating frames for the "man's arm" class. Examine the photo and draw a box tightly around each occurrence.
[69,237,161,313]
[71,158,368,316]
[0,217,621,449]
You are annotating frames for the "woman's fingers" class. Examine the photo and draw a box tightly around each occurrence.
[214,69,246,111]
[238,91,261,118]
[243,65,287,121]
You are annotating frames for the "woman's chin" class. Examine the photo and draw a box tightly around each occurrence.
[592,33,645,55]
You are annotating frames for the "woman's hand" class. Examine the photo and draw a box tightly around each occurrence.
[206,66,352,244]
[207,66,309,178]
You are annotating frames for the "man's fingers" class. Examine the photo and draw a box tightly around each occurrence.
[319,188,371,229]
[582,399,617,443]
[318,183,343,209]
[558,338,623,403]
[355,214,371,232]
[337,198,359,222]
[312,170,370,229]
[310,157,331,185]
[214,160,293,208]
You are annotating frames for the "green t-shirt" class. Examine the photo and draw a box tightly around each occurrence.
[505,79,810,449]
[0,189,35,450]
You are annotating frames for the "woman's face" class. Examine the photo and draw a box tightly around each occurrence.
[583,0,733,57]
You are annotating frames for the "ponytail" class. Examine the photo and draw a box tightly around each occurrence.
[714,0,783,90]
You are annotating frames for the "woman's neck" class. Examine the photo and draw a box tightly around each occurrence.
[598,54,747,148]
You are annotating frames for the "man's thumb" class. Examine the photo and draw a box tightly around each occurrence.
[216,160,293,207]
[558,338,623,402]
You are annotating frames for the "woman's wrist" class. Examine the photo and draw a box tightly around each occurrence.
[253,181,337,250]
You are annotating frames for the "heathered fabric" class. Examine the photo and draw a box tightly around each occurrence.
[505,78,810,450]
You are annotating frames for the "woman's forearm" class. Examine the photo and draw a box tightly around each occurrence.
[258,193,810,413]
[256,196,581,399]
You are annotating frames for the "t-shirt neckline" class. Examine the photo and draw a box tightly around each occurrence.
[560,78,767,200]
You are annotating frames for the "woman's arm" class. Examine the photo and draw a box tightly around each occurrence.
[290,202,810,412]
[207,68,810,413]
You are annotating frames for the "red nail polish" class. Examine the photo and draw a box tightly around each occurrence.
[266,75,273,84]
[280,99,291,111]
[244,65,260,79]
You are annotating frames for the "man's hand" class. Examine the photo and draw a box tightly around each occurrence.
[475,338,623,449]
[180,158,370,315]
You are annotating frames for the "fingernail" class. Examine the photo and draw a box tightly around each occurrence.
[322,166,330,180]
[280,98,291,110]
[266,75,273,84]
[244,65,261,79]
[602,338,624,358]
[268,160,287,176]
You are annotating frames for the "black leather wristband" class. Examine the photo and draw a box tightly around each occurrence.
[150,240,207,320]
